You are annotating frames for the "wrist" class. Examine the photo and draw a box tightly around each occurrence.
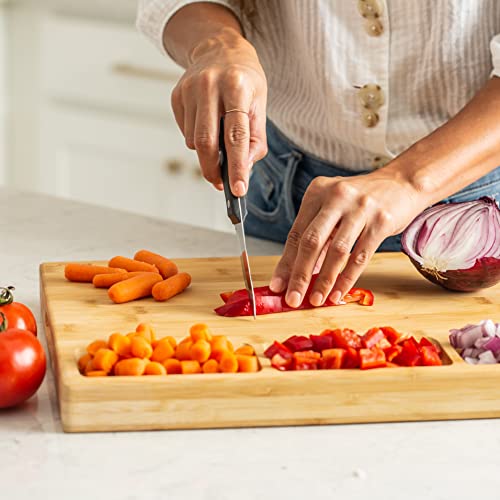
[189,27,247,65]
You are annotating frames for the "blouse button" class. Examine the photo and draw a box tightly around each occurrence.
[362,110,380,128]
[358,84,384,110]
[357,0,382,19]
[364,18,384,36]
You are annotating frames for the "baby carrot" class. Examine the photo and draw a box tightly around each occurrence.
[65,263,126,283]
[175,339,193,361]
[130,335,153,359]
[220,352,238,373]
[190,339,211,363]
[108,273,163,304]
[144,361,167,375]
[134,250,178,279]
[93,271,146,288]
[78,353,92,373]
[180,360,201,374]
[91,348,119,373]
[86,339,108,356]
[236,354,260,373]
[109,256,159,274]
[85,370,108,377]
[234,344,255,356]
[190,323,212,342]
[163,358,182,374]
[136,323,156,343]
[151,338,175,363]
[108,333,132,357]
[151,272,192,302]
[114,358,146,376]
[202,359,219,373]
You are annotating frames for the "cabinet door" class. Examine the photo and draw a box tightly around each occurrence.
[40,105,232,232]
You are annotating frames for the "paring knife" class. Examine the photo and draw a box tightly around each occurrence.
[219,118,257,319]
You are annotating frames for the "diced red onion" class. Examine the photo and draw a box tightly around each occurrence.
[481,319,497,337]
[464,357,478,365]
[483,336,500,352]
[478,350,497,364]
[449,320,500,364]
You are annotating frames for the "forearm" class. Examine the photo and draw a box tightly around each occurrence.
[163,2,243,68]
[386,76,500,205]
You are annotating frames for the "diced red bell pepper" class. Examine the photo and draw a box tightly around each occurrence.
[292,350,321,370]
[421,345,442,366]
[310,334,333,352]
[380,326,406,345]
[264,341,292,360]
[419,337,442,355]
[343,288,374,306]
[321,348,346,369]
[384,344,403,362]
[359,347,386,370]
[330,328,363,350]
[393,338,422,367]
[271,353,293,371]
[385,362,399,368]
[362,328,386,349]
[283,335,314,352]
[343,347,360,368]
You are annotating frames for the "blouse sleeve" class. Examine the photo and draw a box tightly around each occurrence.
[491,34,500,78]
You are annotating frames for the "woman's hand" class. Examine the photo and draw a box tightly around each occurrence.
[171,27,268,196]
[270,170,431,307]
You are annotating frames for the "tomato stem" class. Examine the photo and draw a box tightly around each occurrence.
[0,312,8,332]
[0,286,14,306]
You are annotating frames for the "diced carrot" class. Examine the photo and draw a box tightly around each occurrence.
[166,336,177,349]
[108,333,132,357]
[202,359,219,373]
[151,338,175,363]
[93,271,146,288]
[220,352,238,373]
[86,340,108,356]
[234,344,255,356]
[134,250,178,279]
[190,339,211,363]
[189,323,212,342]
[227,340,234,352]
[114,358,146,376]
[64,263,126,283]
[84,360,94,374]
[108,256,159,274]
[130,335,153,359]
[144,361,167,375]
[92,348,119,373]
[85,370,108,377]
[151,272,192,302]
[180,360,201,374]
[108,273,163,304]
[163,358,182,374]
[126,332,138,340]
[175,339,193,361]
[236,354,259,373]
[136,323,156,343]
[78,353,92,373]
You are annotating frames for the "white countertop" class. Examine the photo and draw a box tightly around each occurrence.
[1,189,499,500]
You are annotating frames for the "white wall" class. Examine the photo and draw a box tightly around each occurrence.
[0,4,7,185]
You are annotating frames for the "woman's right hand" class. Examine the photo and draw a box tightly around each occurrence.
[171,27,268,196]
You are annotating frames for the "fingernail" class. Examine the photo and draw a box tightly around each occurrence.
[270,276,285,293]
[234,181,246,196]
[310,291,324,307]
[329,290,342,305]
[286,291,302,308]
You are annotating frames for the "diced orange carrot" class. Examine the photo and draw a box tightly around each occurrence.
[93,271,146,288]
[180,360,201,374]
[234,344,255,356]
[202,359,219,373]
[236,354,260,373]
[190,339,211,363]
[108,272,163,304]
[78,353,92,373]
[210,336,230,362]
[86,340,108,356]
[166,336,177,349]
[135,323,156,343]
[85,370,108,377]
[220,351,238,373]
[64,263,126,283]
[108,333,132,357]
[189,323,212,342]
[92,348,119,373]
[126,332,138,340]
[151,338,175,363]
[175,339,193,361]
[163,358,182,374]
[84,360,94,375]
[134,250,178,279]
[144,361,167,375]
[130,335,153,359]
[151,272,192,302]
[108,256,159,274]
[227,340,234,352]
[114,358,146,376]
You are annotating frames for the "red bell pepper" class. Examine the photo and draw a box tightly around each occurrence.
[419,337,442,355]
[384,344,403,362]
[343,288,374,306]
[362,328,386,349]
[359,347,386,370]
[264,341,292,360]
[343,347,360,368]
[292,350,321,370]
[380,326,406,345]
[320,348,346,369]
[283,335,314,352]
[271,353,293,371]
[393,338,422,367]
[421,345,442,366]
[310,334,333,352]
[330,328,363,350]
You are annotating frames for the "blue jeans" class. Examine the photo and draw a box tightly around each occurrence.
[245,120,500,251]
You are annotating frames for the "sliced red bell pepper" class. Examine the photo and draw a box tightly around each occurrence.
[343,288,374,306]
[271,353,293,371]
[420,345,442,366]
[320,348,346,369]
[330,328,363,350]
[359,347,386,370]
[380,326,406,345]
[264,341,292,360]
[310,334,333,352]
[283,335,314,352]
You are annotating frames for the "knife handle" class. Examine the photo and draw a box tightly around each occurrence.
[219,118,247,225]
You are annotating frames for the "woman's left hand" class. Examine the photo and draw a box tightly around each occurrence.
[270,170,430,307]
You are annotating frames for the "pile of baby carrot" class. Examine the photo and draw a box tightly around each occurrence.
[64,249,191,304]
[78,322,260,376]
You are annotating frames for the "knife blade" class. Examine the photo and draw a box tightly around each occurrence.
[219,118,257,319]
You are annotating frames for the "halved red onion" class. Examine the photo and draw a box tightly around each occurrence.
[402,197,500,291]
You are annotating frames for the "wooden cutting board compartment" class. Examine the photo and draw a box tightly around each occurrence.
[40,254,500,432]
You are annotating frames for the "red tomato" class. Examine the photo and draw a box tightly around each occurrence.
[0,287,37,335]
[0,328,46,408]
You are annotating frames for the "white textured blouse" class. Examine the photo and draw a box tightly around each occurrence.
[137,0,500,172]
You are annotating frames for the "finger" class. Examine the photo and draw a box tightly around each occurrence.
[248,99,268,166]
[171,84,185,133]
[286,210,341,308]
[182,90,197,150]
[269,194,321,294]
[313,236,333,274]
[311,215,366,306]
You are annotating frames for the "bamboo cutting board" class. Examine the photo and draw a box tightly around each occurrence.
[40,254,500,433]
